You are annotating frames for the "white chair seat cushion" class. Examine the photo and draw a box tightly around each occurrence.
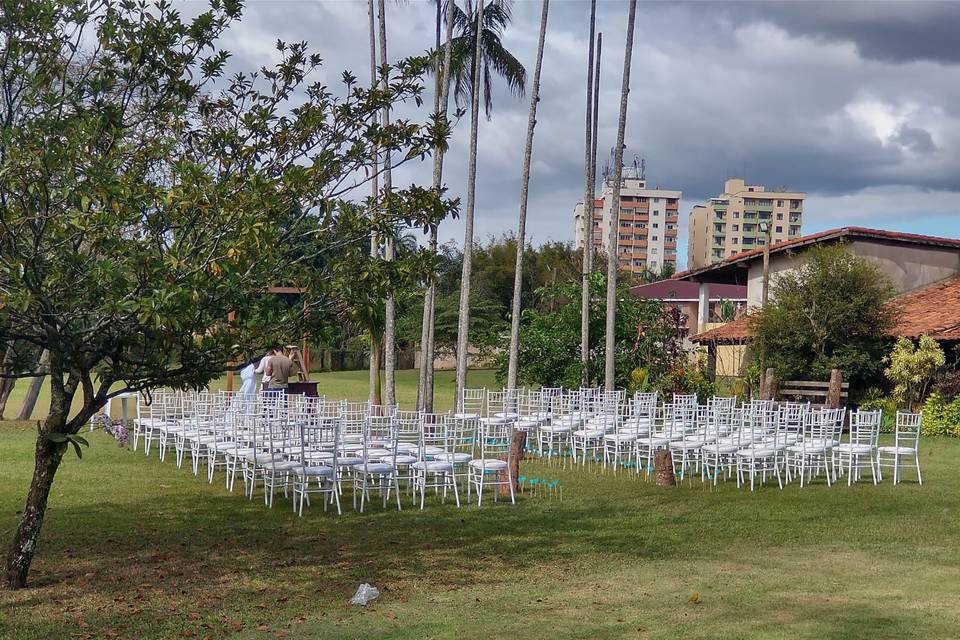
[395,443,417,453]
[515,420,539,430]
[670,439,704,450]
[736,447,777,458]
[604,433,637,442]
[337,457,363,467]
[480,417,511,426]
[705,443,740,454]
[787,439,831,453]
[493,412,519,420]
[573,429,605,438]
[541,425,572,433]
[412,460,454,472]
[357,462,396,474]
[469,458,508,470]
[835,443,873,454]
[364,448,392,459]
[293,465,334,477]
[380,454,417,465]
[454,412,479,420]
[877,446,917,454]
[638,436,671,447]
[270,460,302,472]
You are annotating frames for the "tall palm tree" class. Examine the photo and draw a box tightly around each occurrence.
[449,0,526,120]
[506,0,549,390]
[454,0,485,411]
[418,0,456,412]
[579,0,597,387]
[367,0,382,404]
[604,0,638,391]
[378,0,397,408]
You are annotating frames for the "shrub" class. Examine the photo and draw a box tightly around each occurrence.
[930,369,960,401]
[859,388,898,433]
[884,336,945,410]
[920,392,960,437]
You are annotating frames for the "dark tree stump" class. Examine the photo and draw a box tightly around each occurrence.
[499,430,527,496]
[654,450,676,487]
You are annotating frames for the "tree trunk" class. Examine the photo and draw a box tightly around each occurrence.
[579,0,597,388]
[499,430,527,496]
[0,344,18,418]
[654,450,676,487]
[17,349,49,421]
[454,0,485,412]
[371,333,383,406]
[418,0,455,413]
[367,0,380,405]
[5,433,60,589]
[603,0,638,391]
[5,360,73,590]
[506,0,550,390]
[378,0,396,407]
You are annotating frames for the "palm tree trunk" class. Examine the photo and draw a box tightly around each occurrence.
[17,349,49,421]
[506,0,550,390]
[604,0,638,391]
[580,0,597,388]
[367,0,380,405]
[586,31,601,384]
[378,0,396,408]
[454,0,485,412]
[418,0,455,413]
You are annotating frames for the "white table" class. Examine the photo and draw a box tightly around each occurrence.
[95,391,139,430]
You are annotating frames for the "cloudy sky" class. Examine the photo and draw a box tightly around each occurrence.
[192,0,960,267]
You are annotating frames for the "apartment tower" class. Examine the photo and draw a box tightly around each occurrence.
[574,165,681,275]
[687,178,804,270]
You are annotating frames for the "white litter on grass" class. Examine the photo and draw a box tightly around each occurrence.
[350,583,380,606]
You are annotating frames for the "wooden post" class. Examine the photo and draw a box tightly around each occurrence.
[761,367,777,401]
[827,368,843,408]
[653,450,676,487]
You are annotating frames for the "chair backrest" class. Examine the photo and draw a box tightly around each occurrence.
[850,409,882,446]
[460,388,486,415]
[417,412,449,460]
[478,420,513,462]
[895,411,922,449]
[393,409,420,448]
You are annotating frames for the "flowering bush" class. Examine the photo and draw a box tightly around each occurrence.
[88,413,129,448]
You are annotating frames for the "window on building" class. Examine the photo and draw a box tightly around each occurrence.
[732,238,738,244]
[651,247,659,254]
[776,213,783,220]
[776,225,783,233]
[732,224,739,231]
[733,211,740,218]
[653,197,660,203]
[652,223,659,228]
[777,199,784,207]
[651,235,658,241]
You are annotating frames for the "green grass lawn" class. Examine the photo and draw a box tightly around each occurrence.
[1,370,958,639]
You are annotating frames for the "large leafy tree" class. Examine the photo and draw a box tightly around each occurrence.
[752,244,897,392]
[0,0,453,588]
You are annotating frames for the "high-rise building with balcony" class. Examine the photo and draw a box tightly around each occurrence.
[686,178,804,270]
[574,165,681,275]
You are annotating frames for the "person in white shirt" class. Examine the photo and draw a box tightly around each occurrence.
[238,360,257,398]
[255,348,277,390]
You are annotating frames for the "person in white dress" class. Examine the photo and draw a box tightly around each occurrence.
[238,360,257,398]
